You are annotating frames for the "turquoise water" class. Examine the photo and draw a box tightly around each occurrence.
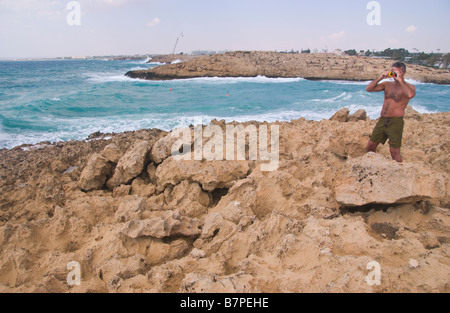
[0,59,449,149]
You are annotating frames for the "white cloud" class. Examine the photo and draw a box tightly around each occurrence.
[328,31,346,40]
[388,38,400,44]
[147,17,160,27]
[406,25,417,33]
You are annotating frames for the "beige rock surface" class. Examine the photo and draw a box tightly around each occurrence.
[0,108,449,293]
[120,211,201,239]
[335,153,447,207]
[79,153,112,191]
[330,108,350,122]
[147,54,200,65]
[126,51,450,84]
[106,140,151,188]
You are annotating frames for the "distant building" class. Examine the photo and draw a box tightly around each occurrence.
[192,50,217,56]
[334,49,342,55]
[435,62,450,69]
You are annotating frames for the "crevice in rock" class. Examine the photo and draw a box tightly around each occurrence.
[210,187,229,207]
[340,202,404,214]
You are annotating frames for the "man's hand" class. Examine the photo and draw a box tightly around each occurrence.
[366,72,389,92]
[380,71,390,80]
[392,69,405,82]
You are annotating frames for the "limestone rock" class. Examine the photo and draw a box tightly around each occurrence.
[146,162,157,183]
[180,272,255,293]
[106,140,151,188]
[150,133,183,164]
[96,255,150,291]
[125,51,450,84]
[115,196,146,223]
[348,109,367,122]
[79,153,112,191]
[101,144,123,163]
[2,106,450,293]
[156,157,249,191]
[327,134,367,158]
[201,212,224,238]
[113,185,131,197]
[334,153,447,207]
[130,178,156,197]
[405,105,422,121]
[120,211,201,239]
[330,108,350,122]
[409,258,420,269]
[165,180,212,218]
[190,248,206,259]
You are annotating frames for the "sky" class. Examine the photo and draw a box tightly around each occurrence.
[0,0,449,58]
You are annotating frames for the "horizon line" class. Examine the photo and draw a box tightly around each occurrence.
[1,48,448,61]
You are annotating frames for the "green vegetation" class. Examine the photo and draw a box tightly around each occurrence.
[361,48,449,68]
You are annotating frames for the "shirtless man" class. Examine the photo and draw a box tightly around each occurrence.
[365,61,416,162]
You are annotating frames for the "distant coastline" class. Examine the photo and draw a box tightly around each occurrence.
[0,54,151,62]
[126,51,450,85]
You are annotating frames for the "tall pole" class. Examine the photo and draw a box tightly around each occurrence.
[172,32,184,55]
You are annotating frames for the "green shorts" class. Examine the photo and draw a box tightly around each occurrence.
[370,117,405,149]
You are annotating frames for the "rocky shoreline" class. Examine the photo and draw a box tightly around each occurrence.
[0,107,449,293]
[126,51,450,84]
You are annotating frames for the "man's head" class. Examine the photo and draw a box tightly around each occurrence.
[392,61,406,73]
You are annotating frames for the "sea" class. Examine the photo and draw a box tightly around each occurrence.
[0,58,449,149]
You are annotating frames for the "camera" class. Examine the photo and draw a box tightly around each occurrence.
[388,72,398,78]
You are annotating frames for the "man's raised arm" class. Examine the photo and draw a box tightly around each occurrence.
[366,72,389,92]
[393,69,416,99]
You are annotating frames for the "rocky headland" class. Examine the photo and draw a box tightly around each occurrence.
[126,51,450,84]
[147,54,200,64]
[0,106,449,293]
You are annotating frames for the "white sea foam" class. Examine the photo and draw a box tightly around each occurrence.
[311,92,350,103]
[168,76,306,84]
[0,101,441,150]
[147,62,166,66]
[375,78,446,86]
[0,110,319,149]
[405,79,433,85]
[84,72,136,83]
[128,66,150,71]
[323,80,372,85]
[325,78,447,87]
[409,103,438,114]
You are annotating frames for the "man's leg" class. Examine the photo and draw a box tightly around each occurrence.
[390,146,403,163]
[386,118,404,163]
[368,118,387,154]
[366,140,380,153]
